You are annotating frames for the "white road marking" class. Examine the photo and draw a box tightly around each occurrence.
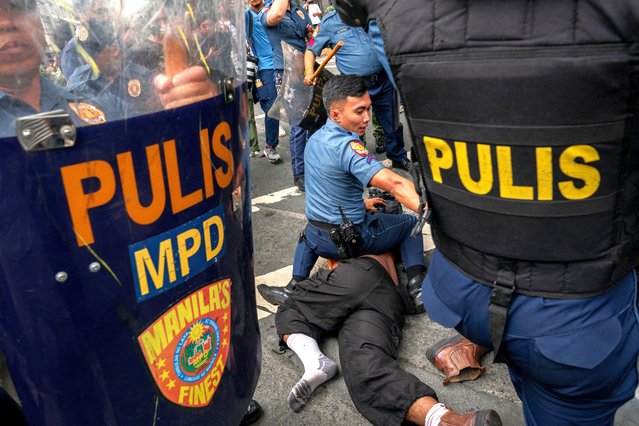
[252,186,302,205]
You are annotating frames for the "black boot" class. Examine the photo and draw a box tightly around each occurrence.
[239,400,263,425]
[406,273,425,314]
[294,174,305,192]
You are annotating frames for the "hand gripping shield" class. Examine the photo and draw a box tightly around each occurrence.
[0,1,259,424]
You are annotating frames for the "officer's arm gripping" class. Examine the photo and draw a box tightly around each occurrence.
[369,168,421,213]
[266,0,288,26]
[304,50,317,85]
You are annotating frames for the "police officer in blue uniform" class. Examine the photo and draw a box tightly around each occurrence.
[59,0,110,78]
[260,0,313,191]
[335,1,639,424]
[246,0,281,163]
[64,22,159,117]
[304,11,409,171]
[258,75,426,312]
[0,2,123,137]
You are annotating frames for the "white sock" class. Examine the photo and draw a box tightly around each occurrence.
[425,403,448,426]
[285,333,337,412]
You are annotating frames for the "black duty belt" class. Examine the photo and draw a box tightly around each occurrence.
[308,219,339,231]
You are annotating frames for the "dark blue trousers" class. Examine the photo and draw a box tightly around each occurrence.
[292,212,425,279]
[256,69,279,148]
[289,124,307,176]
[423,250,639,426]
[365,73,406,162]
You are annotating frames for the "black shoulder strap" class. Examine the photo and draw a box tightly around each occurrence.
[246,9,255,48]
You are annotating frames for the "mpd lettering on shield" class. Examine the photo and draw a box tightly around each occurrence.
[129,206,226,302]
[422,135,601,201]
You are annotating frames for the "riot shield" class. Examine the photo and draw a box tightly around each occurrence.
[267,41,332,132]
[0,1,259,424]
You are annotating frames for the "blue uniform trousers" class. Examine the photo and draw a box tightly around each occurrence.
[423,250,639,426]
[256,69,279,148]
[274,69,308,176]
[364,73,406,162]
[290,124,307,176]
[292,212,424,279]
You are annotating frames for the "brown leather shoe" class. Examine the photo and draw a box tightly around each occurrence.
[426,334,489,386]
[440,408,502,426]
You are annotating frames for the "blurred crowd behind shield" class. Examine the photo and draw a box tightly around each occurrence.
[28,0,245,123]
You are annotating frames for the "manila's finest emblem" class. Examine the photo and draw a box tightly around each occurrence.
[137,279,232,407]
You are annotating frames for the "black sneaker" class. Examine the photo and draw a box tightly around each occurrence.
[391,159,411,172]
[257,284,293,306]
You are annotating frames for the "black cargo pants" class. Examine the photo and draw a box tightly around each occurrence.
[275,257,437,425]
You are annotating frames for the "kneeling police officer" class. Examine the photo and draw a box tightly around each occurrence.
[259,75,426,311]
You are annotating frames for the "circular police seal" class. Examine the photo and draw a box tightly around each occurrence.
[174,318,221,383]
[76,25,89,42]
[128,79,141,98]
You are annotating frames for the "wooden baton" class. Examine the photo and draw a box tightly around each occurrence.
[163,26,189,79]
[309,40,344,81]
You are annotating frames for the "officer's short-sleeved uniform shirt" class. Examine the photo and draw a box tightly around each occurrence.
[59,37,83,79]
[65,61,158,116]
[259,2,312,70]
[246,8,275,70]
[305,119,385,224]
[0,77,122,139]
[308,11,382,77]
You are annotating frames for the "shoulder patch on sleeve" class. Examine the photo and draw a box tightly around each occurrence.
[349,141,369,157]
[68,102,107,125]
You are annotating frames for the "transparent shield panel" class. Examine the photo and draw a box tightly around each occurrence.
[0,0,245,138]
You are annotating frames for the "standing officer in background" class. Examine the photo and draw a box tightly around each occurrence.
[64,18,160,116]
[335,1,639,425]
[59,0,109,78]
[246,0,281,163]
[304,10,409,171]
[259,75,426,312]
[260,0,313,191]
[0,0,123,135]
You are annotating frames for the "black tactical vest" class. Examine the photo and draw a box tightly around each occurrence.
[338,0,639,298]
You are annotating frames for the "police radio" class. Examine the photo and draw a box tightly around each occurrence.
[334,206,363,258]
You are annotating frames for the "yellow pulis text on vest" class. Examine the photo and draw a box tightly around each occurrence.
[423,136,601,200]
